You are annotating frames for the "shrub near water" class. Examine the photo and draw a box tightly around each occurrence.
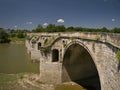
[0,28,10,43]
[116,50,120,61]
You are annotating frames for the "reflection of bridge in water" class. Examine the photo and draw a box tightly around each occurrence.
[26,32,120,90]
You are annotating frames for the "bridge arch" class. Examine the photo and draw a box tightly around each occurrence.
[62,41,101,90]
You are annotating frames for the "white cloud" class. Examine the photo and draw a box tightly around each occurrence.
[14,25,17,28]
[112,18,115,22]
[43,23,48,26]
[57,19,64,23]
[26,21,33,25]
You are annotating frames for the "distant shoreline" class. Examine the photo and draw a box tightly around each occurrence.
[10,40,25,44]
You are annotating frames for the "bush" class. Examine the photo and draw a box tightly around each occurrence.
[116,50,120,61]
[0,29,10,43]
[17,32,25,38]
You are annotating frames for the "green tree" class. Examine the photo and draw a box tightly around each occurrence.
[33,24,44,32]
[100,27,109,32]
[0,28,10,43]
[66,26,75,32]
[111,28,120,33]
[45,24,56,32]
[56,25,65,32]
[17,32,25,38]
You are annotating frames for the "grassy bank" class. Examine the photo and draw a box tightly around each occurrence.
[9,37,25,44]
[10,37,25,41]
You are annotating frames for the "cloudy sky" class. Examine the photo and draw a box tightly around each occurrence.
[0,0,120,30]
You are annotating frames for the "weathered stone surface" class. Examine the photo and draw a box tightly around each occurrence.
[26,32,120,90]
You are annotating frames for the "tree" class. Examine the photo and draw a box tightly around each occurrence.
[56,25,65,32]
[100,27,109,32]
[111,28,120,33]
[33,24,44,32]
[66,26,75,32]
[45,24,56,32]
[0,28,10,43]
[17,32,25,38]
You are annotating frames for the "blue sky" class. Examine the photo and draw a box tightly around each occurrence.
[0,0,120,30]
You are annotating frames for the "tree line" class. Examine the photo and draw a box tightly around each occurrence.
[32,24,120,33]
[0,28,29,43]
[0,24,120,43]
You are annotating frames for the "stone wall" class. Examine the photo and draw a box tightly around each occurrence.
[94,42,120,90]
[39,62,62,84]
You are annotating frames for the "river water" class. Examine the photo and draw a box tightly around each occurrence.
[0,43,93,90]
[0,43,39,73]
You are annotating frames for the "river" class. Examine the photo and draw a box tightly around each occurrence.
[0,43,39,73]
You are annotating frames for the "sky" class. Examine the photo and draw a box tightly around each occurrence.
[0,0,120,30]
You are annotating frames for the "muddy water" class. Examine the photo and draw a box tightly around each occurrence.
[0,43,39,73]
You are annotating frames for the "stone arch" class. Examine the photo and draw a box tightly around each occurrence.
[52,49,59,62]
[62,41,101,90]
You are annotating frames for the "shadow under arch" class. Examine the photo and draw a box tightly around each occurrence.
[62,41,101,90]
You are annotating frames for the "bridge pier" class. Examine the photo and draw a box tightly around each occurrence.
[39,62,62,84]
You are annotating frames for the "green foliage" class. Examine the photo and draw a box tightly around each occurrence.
[32,24,44,32]
[10,33,16,37]
[9,29,28,42]
[56,25,65,32]
[42,47,51,56]
[0,28,10,43]
[17,32,25,38]
[116,50,120,61]
[31,24,120,33]
[45,24,56,32]
[10,37,25,42]
[111,28,120,33]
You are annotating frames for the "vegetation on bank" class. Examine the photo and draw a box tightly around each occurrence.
[0,24,120,43]
[32,24,120,33]
[0,28,27,43]
[0,28,10,43]
[116,50,120,61]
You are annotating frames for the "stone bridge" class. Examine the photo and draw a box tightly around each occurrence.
[26,32,120,90]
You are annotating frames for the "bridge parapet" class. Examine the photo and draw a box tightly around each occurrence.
[26,32,120,48]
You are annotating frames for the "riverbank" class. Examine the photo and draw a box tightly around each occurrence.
[0,73,86,90]
[0,73,41,90]
[10,40,25,44]
[9,37,25,44]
